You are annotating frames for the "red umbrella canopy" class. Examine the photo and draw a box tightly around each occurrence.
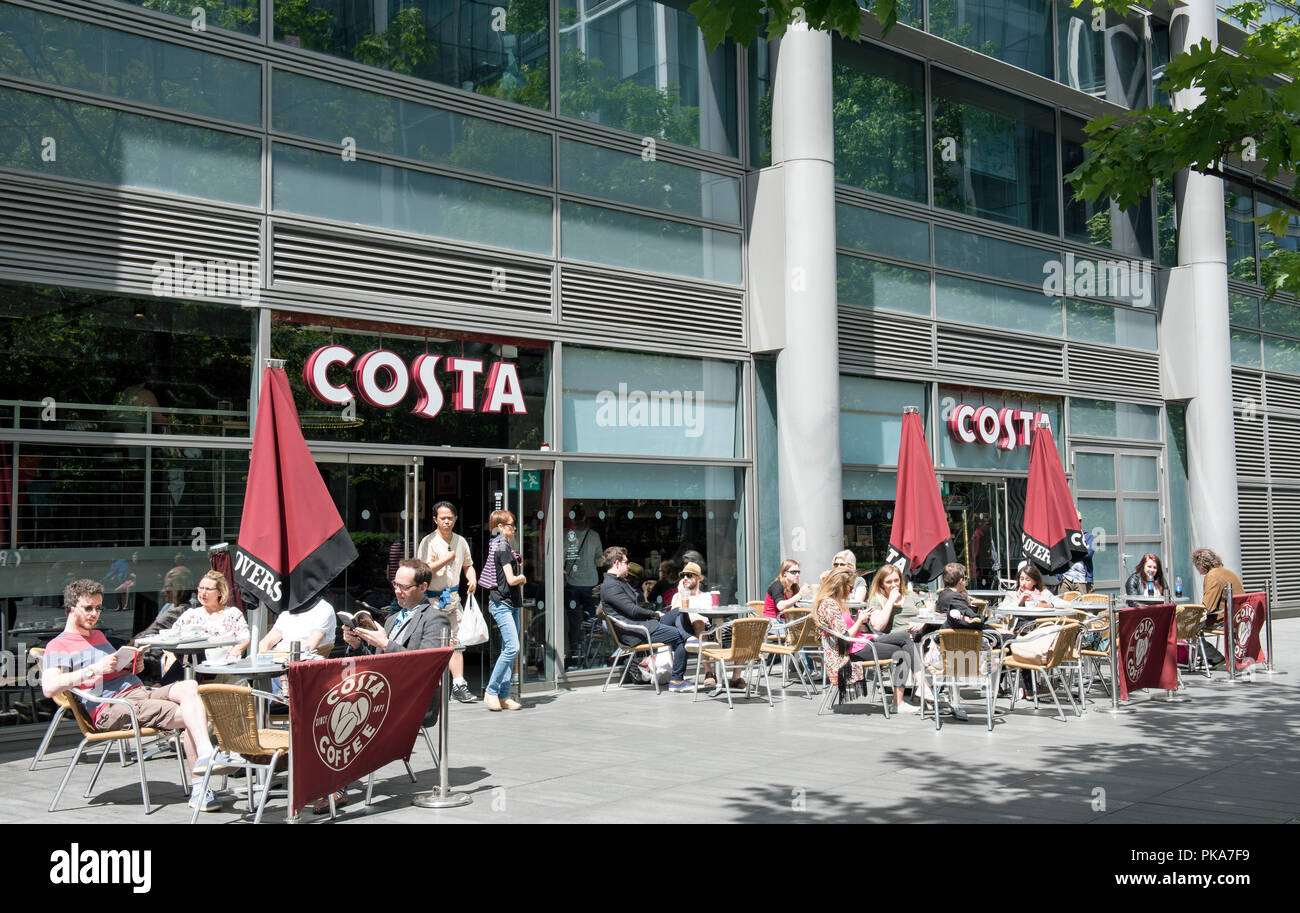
[1023,423,1086,575]
[885,410,956,582]
[233,366,357,613]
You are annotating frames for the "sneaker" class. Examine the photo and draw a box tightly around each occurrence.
[950,707,969,722]
[685,636,701,647]
[193,750,239,777]
[188,785,220,812]
[893,702,921,714]
[450,682,478,703]
[668,680,695,693]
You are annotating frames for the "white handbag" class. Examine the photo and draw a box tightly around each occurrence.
[457,592,490,646]
[638,646,673,685]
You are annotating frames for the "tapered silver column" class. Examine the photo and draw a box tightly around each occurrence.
[772,25,842,577]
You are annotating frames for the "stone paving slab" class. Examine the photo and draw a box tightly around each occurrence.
[2,619,1296,824]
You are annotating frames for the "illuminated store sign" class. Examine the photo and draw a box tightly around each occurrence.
[946,404,1050,451]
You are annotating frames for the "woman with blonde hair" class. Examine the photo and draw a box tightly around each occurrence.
[163,570,248,663]
[814,567,919,713]
[827,550,868,602]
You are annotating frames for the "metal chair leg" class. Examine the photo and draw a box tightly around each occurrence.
[253,750,283,824]
[49,739,89,812]
[84,742,113,797]
[30,706,67,771]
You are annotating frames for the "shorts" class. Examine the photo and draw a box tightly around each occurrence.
[1059,579,1093,594]
[435,590,463,639]
[94,684,185,733]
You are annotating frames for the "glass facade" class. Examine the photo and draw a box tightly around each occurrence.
[1061,114,1153,259]
[558,138,740,223]
[560,201,742,283]
[929,0,1052,77]
[832,39,926,201]
[1057,1,1149,108]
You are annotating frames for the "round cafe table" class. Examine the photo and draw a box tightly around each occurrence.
[137,636,241,680]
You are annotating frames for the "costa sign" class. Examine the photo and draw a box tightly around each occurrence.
[947,404,1050,451]
[303,346,527,417]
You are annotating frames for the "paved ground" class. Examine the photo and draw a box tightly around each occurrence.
[3,620,1298,824]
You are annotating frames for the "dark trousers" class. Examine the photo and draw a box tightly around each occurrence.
[852,633,918,689]
[564,583,597,652]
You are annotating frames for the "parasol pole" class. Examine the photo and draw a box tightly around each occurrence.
[247,358,286,645]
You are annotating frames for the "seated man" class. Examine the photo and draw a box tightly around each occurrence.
[42,578,227,813]
[599,546,694,693]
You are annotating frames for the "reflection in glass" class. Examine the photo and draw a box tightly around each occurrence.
[120,0,259,35]
[558,0,737,156]
[1231,330,1262,368]
[931,69,1058,235]
[272,70,552,186]
[840,378,927,465]
[934,227,1052,287]
[1230,292,1260,328]
[1122,500,1160,536]
[0,4,261,125]
[929,0,1052,77]
[1258,195,1300,292]
[0,86,261,205]
[1224,180,1257,283]
[1057,2,1149,108]
[1065,299,1157,350]
[1062,115,1153,259]
[1122,455,1159,492]
[273,0,550,109]
[842,469,900,572]
[1069,398,1161,440]
[272,143,553,254]
[936,274,1062,335]
[837,256,931,316]
[1262,298,1300,337]
[832,39,926,201]
[1263,335,1300,375]
[837,203,929,263]
[1075,452,1115,490]
[0,283,256,436]
[748,34,772,166]
[558,139,740,223]
[560,201,742,283]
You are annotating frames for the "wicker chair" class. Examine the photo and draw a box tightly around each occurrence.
[597,606,667,694]
[694,617,773,708]
[919,628,1003,731]
[759,608,821,698]
[1175,603,1209,677]
[193,684,291,824]
[48,689,187,814]
[746,600,766,617]
[1001,621,1084,720]
[1060,590,1081,602]
[814,623,895,717]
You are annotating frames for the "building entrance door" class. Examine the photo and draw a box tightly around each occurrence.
[940,477,1023,589]
[1071,447,1165,591]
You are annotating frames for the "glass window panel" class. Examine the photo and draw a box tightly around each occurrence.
[1230,292,1260,328]
[837,256,931,316]
[934,227,1052,286]
[1075,452,1115,490]
[1263,335,1300,375]
[1125,542,1163,571]
[842,469,903,571]
[931,69,1058,235]
[558,0,737,156]
[935,274,1062,335]
[272,70,551,186]
[747,35,773,167]
[1057,2,1149,108]
[271,315,550,448]
[0,5,261,125]
[1224,180,1257,283]
[1151,17,1170,107]
[562,346,742,458]
[1123,500,1161,536]
[929,0,1052,77]
[1078,497,1117,538]
[840,377,928,465]
[1061,115,1153,258]
[1089,534,1120,582]
[1258,195,1300,292]
[560,201,741,284]
[1157,175,1177,267]
[1069,398,1160,440]
[0,86,261,205]
[1231,329,1262,368]
[1121,455,1159,492]
[273,0,549,109]
[119,0,259,35]
[0,282,256,435]
[1066,299,1157,349]
[558,138,740,223]
[836,203,929,263]
[842,469,899,500]
[273,143,552,254]
[1261,298,1300,337]
[1116,403,1161,440]
[832,38,927,201]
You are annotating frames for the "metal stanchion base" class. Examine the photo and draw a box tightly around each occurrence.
[1097,706,1135,714]
[1161,690,1191,703]
[412,787,472,809]
[1251,665,1285,675]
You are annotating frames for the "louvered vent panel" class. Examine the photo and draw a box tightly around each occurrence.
[1234,412,1267,477]
[1067,344,1162,400]
[1233,370,1263,417]
[1265,374,1300,414]
[559,267,745,350]
[0,177,260,291]
[1269,489,1300,606]
[272,224,552,318]
[838,308,934,370]
[936,327,1065,380]
[1237,487,1273,598]
[1265,417,1300,481]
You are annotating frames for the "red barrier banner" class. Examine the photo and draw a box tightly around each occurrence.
[1117,603,1178,701]
[287,648,452,815]
[1230,592,1268,670]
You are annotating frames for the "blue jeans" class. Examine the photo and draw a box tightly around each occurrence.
[486,600,519,699]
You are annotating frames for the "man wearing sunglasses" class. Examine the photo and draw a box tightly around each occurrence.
[599,546,694,693]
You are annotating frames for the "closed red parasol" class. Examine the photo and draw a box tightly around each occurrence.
[233,364,356,613]
[1023,421,1085,575]
[885,409,956,582]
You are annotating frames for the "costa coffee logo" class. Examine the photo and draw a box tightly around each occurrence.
[947,405,1050,451]
[313,670,390,771]
[1233,604,1255,661]
[304,346,528,418]
[1124,616,1155,680]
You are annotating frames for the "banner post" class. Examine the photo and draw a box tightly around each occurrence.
[413,644,472,809]
[1218,582,1243,685]
[1098,595,1132,714]
[1254,583,1285,675]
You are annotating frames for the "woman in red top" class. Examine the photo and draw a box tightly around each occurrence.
[763,559,811,619]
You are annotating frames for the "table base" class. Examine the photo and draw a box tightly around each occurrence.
[412,786,471,809]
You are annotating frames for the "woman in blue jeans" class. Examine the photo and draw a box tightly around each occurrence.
[483,509,525,711]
